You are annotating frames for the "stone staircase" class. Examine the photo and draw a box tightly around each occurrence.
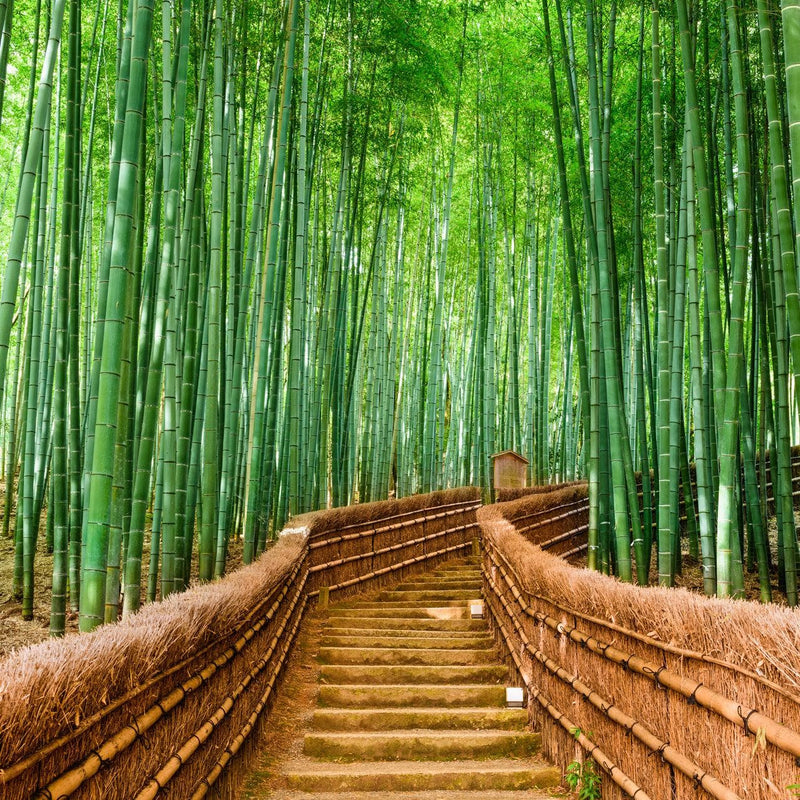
[267,558,560,799]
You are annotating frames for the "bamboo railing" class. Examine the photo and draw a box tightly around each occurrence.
[481,487,800,800]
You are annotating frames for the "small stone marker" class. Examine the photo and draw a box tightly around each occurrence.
[318,586,330,609]
[470,600,484,619]
[506,687,525,708]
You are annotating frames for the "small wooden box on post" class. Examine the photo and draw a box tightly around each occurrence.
[490,450,529,497]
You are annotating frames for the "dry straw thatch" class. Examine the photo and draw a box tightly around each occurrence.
[0,487,481,800]
[480,500,800,800]
[0,534,307,799]
[495,479,587,503]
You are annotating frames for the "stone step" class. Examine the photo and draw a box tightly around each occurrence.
[322,624,484,638]
[394,579,482,590]
[320,634,494,649]
[439,558,480,567]
[303,730,542,761]
[335,599,472,609]
[283,758,560,792]
[318,646,497,666]
[317,683,508,708]
[310,707,528,732]
[377,589,478,602]
[320,664,508,685]
[324,616,484,632]
[327,606,470,619]
[429,572,482,581]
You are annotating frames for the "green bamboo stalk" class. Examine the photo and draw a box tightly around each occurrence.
[79,0,154,632]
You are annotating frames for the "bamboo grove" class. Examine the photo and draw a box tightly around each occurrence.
[1,0,800,636]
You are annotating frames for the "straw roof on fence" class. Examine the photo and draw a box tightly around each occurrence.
[293,487,482,536]
[483,484,588,523]
[480,513,800,695]
[495,480,587,503]
[0,534,306,770]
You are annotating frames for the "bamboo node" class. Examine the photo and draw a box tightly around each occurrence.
[154,699,169,717]
[127,712,144,743]
[647,740,669,762]
[89,747,110,769]
[692,770,707,789]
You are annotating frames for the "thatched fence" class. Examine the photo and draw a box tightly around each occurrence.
[0,487,481,800]
[4,478,799,800]
[481,485,800,800]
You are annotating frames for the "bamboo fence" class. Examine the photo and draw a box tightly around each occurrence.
[480,490,800,800]
[0,487,481,800]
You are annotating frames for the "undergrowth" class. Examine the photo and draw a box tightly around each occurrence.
[564,729,602,800]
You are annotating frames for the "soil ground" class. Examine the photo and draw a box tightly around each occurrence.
[0,528,79,653]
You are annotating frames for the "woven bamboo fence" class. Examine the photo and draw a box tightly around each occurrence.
[0,487,480,800]
[485,483,589,558]
[300,487,482,602]
[479,487,800,800]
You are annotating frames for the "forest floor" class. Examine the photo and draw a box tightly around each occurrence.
[572,512,795,605]
[644,552,790,604]
[0,516,244,658]
[0,524,78,654]
[660,511,793,604]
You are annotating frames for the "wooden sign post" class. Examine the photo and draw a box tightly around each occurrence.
[490,450,529,491]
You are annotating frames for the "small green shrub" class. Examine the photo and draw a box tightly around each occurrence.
[564,728,602,800]
[564,757,602,800]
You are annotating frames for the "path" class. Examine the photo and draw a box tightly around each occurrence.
[242,557,561,799]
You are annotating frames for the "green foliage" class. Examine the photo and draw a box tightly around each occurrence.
[564,757,602,800]
[564,728,602,800]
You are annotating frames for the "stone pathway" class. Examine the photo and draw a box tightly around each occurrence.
[246,558,561,799]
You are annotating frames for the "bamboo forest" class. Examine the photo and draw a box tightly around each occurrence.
[1,0,800,641]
